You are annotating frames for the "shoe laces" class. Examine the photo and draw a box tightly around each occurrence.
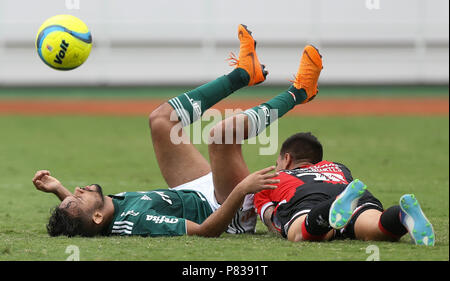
[288,74,297,84]
[289,68,317,86]
[288,73,319,95]
[226,51,239,67]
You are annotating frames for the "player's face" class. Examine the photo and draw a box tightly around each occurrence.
[59,184,105,216]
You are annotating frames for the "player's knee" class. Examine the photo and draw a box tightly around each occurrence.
[149,103,173,130]
[207,119,225,145]
[208,117,242,145]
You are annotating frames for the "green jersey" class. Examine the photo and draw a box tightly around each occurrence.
[106,189,213,237]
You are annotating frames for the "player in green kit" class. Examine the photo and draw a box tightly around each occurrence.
[33,24,283,238]
[108,189,214,236]
[33,167,278,237]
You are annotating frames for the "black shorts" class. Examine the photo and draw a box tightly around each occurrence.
[273,182,384,238]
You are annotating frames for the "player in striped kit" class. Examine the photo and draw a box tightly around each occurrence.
[33,23,434,245]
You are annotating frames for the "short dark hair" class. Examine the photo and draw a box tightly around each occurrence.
[47,205,97,237]
[280,132,323,164]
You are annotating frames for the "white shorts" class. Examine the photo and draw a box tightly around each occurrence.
[170,172,257,234]
[170,172,221,212]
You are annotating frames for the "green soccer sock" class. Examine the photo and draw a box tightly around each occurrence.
[168,68,249,126]
[244,85,306,138]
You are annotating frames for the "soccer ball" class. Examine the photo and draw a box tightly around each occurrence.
[35,15,92,70]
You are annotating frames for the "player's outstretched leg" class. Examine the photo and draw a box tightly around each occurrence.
[206,23,269,205]
[399,194,435,246]
[150,102,211,188]
[242,45,323,138]
[334,193,435,244]
[201,24,267,234]
[168,23,267,128]
[208,44,323,234]
[150,24,267,189]
[329,179,367,229]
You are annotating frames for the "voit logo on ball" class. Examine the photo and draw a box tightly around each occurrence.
[35,14,92,70]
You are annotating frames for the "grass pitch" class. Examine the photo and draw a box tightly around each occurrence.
[0,111,448,261]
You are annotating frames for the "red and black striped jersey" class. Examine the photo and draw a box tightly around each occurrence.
[254,160,353,222]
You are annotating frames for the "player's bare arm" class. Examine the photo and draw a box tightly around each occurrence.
[32,170,72,201]
[262,206,281,236]
[186,166,279,237]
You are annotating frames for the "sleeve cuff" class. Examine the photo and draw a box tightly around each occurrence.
[259,202,275,222]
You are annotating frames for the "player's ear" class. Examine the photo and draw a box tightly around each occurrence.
[282,153,293,169]
[92,211,103,225]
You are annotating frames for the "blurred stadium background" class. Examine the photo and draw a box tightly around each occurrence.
[0,0,449,261]
[0,0,448,86]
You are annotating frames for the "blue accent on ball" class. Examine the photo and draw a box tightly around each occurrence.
[36,25,91,69]
[69,30,92,43]
[37,26,66,68]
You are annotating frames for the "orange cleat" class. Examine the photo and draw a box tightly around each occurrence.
[292,45,323,104]
[227,24,268,86]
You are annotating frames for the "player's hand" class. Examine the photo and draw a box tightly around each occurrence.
[238,166,280,194]
[32,170,64,193]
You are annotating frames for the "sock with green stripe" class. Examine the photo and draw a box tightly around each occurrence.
[243,85,307,138]
[168,68,249,126]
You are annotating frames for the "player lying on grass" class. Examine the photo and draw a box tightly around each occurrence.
[33,24,435,244]
[33,166,277,237]
[33,24,274,238]
[252,133,435,246]
[203,32,435,246]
